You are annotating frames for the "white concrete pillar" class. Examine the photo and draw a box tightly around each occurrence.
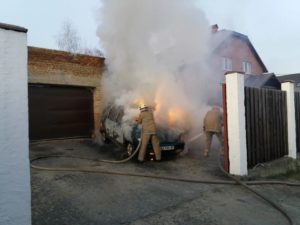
[0,23,31,225]
[225,72,248,176]
[281,81,297,159]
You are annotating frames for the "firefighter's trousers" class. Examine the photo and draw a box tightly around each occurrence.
[138,134,161,161]
[204,131,223,155]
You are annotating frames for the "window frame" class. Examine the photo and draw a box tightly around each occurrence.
[222,57,232,71]
[242,61,252,74]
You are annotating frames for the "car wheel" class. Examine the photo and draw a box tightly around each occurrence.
[126,142,135,156]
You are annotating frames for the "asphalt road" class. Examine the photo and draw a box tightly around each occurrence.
[30,139,300,225]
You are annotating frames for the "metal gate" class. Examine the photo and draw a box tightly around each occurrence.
[29,84,94,140]
[245,87,288,168]
[295,92,300,152]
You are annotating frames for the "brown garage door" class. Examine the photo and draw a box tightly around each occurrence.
[29,84,94,140]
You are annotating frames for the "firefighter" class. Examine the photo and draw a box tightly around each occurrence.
[136,104,161,162]
[203,106,224,157]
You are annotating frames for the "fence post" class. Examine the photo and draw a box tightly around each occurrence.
[222,83,229,172]
[225,72,248,176]
[281,81,297,159]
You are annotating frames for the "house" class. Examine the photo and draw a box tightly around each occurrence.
[28,47,105,141]
[209,24,268,78]
[277,73,300,92]
[207,24,268,104]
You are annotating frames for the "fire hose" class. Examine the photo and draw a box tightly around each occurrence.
[30,138,299,225]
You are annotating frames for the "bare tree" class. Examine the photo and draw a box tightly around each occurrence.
[56,20,81,53]
[82,46,104,57]
[56,20,104,57]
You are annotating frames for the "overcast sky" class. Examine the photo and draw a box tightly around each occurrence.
[1,0,299,75]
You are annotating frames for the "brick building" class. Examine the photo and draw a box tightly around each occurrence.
[28,47,105,141]
[209,25,268,78]
[206,25,268,104]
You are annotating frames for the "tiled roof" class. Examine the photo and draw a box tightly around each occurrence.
[244,73,279,88]
[277,74,300,83]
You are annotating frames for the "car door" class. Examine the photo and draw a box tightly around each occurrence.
[113,106,124,144]
[104,106,117,139]
[104,106,124,144]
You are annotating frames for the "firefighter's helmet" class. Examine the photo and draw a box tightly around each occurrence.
[139,104,148,111]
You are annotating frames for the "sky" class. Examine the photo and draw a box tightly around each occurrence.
[1,0,300,75]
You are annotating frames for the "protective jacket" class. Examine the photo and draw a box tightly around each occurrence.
[203,108,223,133]
[137,110,157,134]
[136,109,161,161]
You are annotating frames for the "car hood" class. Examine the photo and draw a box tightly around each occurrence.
[156,126,184,142]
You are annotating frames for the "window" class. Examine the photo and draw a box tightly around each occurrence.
[242,61,251,74]
[116,106,124,124]
[108,106,118,120]
[222,57,232,71]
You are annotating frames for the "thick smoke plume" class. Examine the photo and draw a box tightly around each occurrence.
[97,0,220,134]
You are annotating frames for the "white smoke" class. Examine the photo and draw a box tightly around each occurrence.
[97,0,219,134]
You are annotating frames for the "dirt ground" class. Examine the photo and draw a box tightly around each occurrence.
[30,139,300,225]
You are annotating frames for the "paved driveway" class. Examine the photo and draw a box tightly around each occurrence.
[30,139,300,225]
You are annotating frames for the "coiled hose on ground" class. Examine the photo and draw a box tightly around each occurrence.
[30,142,299,225]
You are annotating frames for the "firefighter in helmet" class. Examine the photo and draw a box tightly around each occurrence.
[136,104,161,162]
[203,106,224,157]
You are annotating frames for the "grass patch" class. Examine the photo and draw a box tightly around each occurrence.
[261,170,300,181]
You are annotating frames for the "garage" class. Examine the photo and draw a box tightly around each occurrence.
[28,47,105,142]
[29,84,94,140]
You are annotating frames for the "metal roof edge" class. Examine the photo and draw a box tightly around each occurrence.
[0,22,28,33]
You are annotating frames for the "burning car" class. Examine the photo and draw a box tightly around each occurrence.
[100,104,185,158]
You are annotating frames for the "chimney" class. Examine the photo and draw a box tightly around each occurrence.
[211,24,218,33]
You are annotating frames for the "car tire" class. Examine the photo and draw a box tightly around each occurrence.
[126,142,134,156]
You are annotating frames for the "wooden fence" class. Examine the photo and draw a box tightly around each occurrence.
[295,92,300,152]
[244,87,288,168]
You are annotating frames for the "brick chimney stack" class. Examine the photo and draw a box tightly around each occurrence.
[211,24,218,33]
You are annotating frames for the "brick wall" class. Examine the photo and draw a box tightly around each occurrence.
[210,37,266,77]
[28,46,105,141]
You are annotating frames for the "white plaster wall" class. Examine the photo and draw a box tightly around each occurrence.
[281,82,297,159]
[0,29,31,225]
[226,73,248,176]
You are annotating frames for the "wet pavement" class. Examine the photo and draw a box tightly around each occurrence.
[30,139,300,225]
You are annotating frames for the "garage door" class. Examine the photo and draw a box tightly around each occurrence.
[29,84,94,140]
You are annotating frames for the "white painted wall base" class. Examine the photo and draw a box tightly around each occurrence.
[0,25,31,225]
[226,73,248,176]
